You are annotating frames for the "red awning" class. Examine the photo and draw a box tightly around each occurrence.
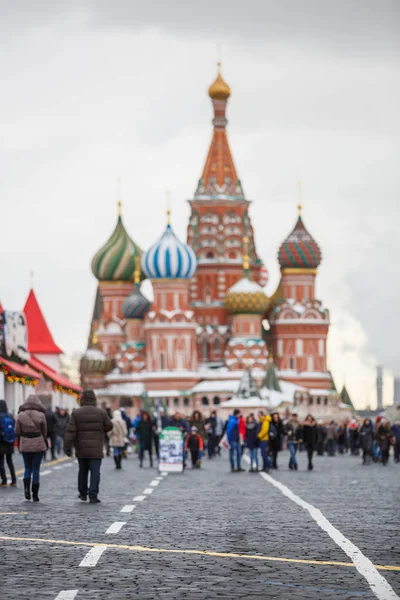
[0,357,43,380]
[29,355,82,395]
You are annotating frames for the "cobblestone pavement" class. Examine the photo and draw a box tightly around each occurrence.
[0,450,399,599]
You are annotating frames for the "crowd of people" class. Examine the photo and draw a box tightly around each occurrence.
[0,391,399,504]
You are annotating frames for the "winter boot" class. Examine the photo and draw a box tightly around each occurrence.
[114,456,119,469]
[23,478,31,500]
[32,483,40,502]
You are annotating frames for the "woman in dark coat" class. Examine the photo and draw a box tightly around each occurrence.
[376,421,392,466]
[301,414,318,471]
[245,414,260,472]
[359,418,374,465]
[136,411,153,467]
[269,412,284,470]
[0,399,17,487]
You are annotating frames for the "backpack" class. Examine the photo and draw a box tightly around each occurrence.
[268,423,277,440]
[0,414,16,444]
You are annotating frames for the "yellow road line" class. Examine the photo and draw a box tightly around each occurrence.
[15,456,71,476]
[0,512,28,515]
[0,535,398,572]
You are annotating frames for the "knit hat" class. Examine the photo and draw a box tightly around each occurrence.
[81,389,97,406]
[191,426,198,432]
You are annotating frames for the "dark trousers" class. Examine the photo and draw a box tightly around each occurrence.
[207,436,216,458]
[47,432,57,460]
[139,448,153,466]
[0,453,16,483]
[190,448,200,466]
[306,445,314,468]
[78,458,102,498]
[271,447,279,469]
[22,452,43,484]
[153,435,160,458]
[260,440,271,470]
[394,442,400,462]
[363,449,372,464]
[327,439,336,456]
[381,449,389,465]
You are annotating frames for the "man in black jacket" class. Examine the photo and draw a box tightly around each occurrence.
[64,390,113,503]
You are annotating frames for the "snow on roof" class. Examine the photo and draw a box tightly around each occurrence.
[278,370,332,379]
[147,389,191,398]
[309,389,338,396]
[96,382,145,397]
[191,379,240,393]
[220,397,275,409]
[228,278,264,294]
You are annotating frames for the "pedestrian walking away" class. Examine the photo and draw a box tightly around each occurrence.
[185,426,204,468]
[376,419,392,466]
[16,395,47,501]
[257,410,272,472]
[326,421,337,456]
[64,389,113,503]
[205,411,217,459]
[301,414,318,471]
[391,419,400,463]
[136,411,154,468]
[245,413,259,472]
[55,408,69,455]
[285,413,301,470]
[108,410,128,469]
[359,418,374,465]
[226,409,244,472]
[0,399,17,488]
[269,412,284,469]
[45,405,57,460]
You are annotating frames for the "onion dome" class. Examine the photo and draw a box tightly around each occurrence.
[208,62,231,101]
[91,203,141,282]
[142,213,197,279]
[225,277,269,314]
[278,205,322,270]
[122,258,151,319]
[225,236,268,314]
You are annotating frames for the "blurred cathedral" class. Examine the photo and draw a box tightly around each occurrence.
[81,65,351,420]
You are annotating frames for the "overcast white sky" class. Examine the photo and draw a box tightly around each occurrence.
[1,1,399,408]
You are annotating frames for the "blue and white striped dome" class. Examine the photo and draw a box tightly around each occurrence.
[142,224,197,279]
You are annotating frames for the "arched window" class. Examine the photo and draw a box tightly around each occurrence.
[308,397,313,405]
[174,398,179,407]
[289,358,295,369]
[202,339,209,361]
[214,339,221,353]
[205,288,212,303]
[202,397,209,406]
[324,397,328,406]
[213,396,220,405]
[183,398,189,408]
[206,252,214,259]
[317,396,321,405]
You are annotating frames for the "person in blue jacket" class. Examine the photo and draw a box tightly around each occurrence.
[226,409,244,472]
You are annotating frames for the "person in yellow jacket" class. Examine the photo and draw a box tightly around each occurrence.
[257,411,272,472]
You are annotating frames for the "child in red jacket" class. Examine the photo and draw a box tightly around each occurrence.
[185,426,204,468]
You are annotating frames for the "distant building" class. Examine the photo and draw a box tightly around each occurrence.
[394,377,400,407]
[376,365,383,411]
[80,65,344,419]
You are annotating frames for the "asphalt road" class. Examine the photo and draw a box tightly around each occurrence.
[0,449,399,600]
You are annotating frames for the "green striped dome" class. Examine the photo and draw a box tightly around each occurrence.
[91,216,142,281]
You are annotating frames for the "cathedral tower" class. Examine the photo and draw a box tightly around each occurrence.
[187,64,268,364]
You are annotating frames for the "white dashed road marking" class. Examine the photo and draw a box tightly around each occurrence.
[106,522,126,534]
[79,546,107,567]
[160,472,168,477]
[54,590,79,600]
[258,470,399,600]
[120,505,135,513]
[133,495,146,502]
[143,488,153,495]
[150,480,160,487]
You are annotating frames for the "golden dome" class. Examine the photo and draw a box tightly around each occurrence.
[208,63,231,101]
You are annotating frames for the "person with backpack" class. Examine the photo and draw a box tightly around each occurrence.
[0,399,17,488]
[185,426,204,468]
[16,395,47,501]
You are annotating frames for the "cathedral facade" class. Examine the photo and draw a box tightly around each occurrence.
[81,65,343,419]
